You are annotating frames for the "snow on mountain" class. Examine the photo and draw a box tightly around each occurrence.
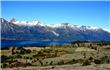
[47,23,80,29]
[103,28,110,33]
[51,31,59,36]
[47,24,62,28]
[0,18,8,23]
[8,19,109,32]
[1,18,110,41]
[86,26,99,30]
[47,23,100,31]
[12,19,44,26]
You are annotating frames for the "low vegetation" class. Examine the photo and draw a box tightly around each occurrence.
[1,41,110,68]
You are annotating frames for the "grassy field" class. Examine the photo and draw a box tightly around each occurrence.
[1,42,110,69]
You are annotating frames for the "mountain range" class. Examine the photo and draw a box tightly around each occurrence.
[1,18,110,42]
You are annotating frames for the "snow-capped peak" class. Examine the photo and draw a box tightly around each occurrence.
[47,23,101,31]
[0,18,8,23]
[47,23,73,28]
[12,20,44,26]
[47,24,62,28]
[10,18,16,22]
[103,28,110,33]
[86,26,99,30]
[2,18,110,33]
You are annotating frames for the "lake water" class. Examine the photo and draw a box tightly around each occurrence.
[1,40,70,48]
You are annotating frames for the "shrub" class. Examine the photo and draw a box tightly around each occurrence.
[39,60,43,66]
[2,63,8,68]
[57,60,64,65]
[50,61,53,65]
[9,62,27,68]
[100,56,110,63]
[83,52,86,59]
[7,58,17,63]
[37,51,45,56]
[89,57,93,61]
[18,48,32,54]
[26,57,29,59]
[77,59,83,63]
[66,59,77,64]
[1,55,8,63]
[72,59,78,64]
[15,54,22,58]
[26,49,31,53]
[82,60,91,66]
[19,48,26,54]
[94,59,101,64]
[26,63,32,66]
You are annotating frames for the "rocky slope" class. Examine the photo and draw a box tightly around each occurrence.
[1,18,110,41]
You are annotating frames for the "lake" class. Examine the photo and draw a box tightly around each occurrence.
[1,40,70,48]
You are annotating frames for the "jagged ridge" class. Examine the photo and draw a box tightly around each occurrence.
[1,18,110,41]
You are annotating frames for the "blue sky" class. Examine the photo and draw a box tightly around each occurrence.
[1,0,110,1]
[1,1,110,29]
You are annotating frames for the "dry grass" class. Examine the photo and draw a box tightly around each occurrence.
[24,47,50,51]
[75,47,95,52]
[0,50,11,56]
